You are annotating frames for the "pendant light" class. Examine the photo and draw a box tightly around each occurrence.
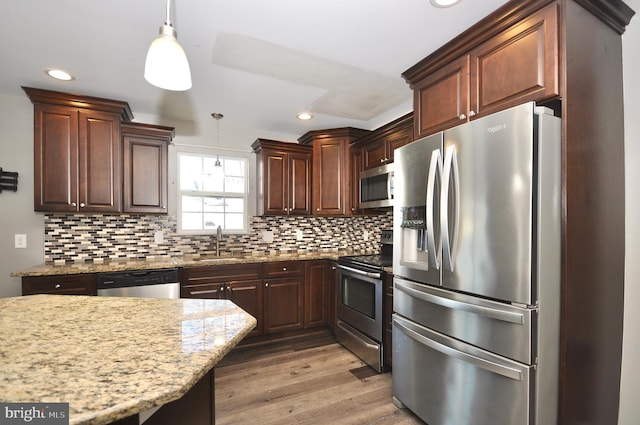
[144,0,192,91]
[211,113,225,179]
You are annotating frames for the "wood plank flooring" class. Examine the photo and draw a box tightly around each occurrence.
[214,332,425,425]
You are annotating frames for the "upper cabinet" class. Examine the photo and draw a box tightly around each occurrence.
[121,122,174,214]
[405,2,558,138]
[252,139,312,216]
[24,87,132,213]
[23,87,174,215]
[299,128,369,216]
[354,113,413,170]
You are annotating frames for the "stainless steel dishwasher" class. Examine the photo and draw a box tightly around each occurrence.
[96,268,180,299]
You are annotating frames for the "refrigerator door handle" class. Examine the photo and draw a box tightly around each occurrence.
[395,278,525,324]
[441,145,460,271]
[426,149,442,268]
[393,315,523,381]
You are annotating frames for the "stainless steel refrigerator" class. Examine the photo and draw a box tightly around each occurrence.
[392,102,561,425]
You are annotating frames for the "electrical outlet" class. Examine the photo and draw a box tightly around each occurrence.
[363,231,369,241]
[154,230,164,244]
[14,234,27,249]
[295,229,304,241]
[262,231,274,243]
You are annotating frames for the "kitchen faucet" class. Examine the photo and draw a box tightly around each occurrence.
[216,225,222,256]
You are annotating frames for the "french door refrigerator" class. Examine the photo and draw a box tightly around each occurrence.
[392,102,561,425]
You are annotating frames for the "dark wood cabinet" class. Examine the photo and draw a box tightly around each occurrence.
[263,261,304,334]
[406,2,559,138]
[402,1,635,423]
[23,87,132,213]
[121,122,174,214]
[304,260,330,328]
[299,128,369,216]
[252,139,312,216]
[22,274,97,296]
[359,113,413,169]
[328,261,338,332]
[181,264,263,337]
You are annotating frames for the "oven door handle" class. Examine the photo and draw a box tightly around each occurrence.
[338,264,381,279]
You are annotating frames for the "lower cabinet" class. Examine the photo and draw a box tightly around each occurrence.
[22,274,97,296]
[304,260,330,328]
[180,264,263,338]
[263,261,305,334]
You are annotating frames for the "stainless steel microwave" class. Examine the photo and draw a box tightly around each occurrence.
[359,163,394,209]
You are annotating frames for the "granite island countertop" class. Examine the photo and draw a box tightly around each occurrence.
[10,250,373,278]
[0,294,256,425]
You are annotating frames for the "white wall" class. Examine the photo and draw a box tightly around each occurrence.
[619,0,640,422]
[0,93,43,298]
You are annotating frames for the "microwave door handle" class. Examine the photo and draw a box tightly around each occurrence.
[426,149,442,268]
[441,145,460,271]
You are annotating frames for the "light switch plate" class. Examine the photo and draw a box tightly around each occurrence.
[14,234,27,249]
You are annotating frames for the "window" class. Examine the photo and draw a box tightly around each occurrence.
[178,152,249,233]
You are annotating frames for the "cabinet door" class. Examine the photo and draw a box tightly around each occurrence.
[413,56,469,138]
[288,151,312,215]
[78,110,121,212]
[312,138,350,215]
[263,150,288,215]
[328,261,338,332]
[350,146,363,214]
[227,279,264,337]
[123,136,168,213]
[22,274,96,296]
[362,139,388,169]
[305,261,329,328]
[387,126,413,163]
[469,3,558,117]
[263,277,304,334]
[33,104,79,212]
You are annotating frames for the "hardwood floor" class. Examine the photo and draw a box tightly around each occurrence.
[214,332,424,424]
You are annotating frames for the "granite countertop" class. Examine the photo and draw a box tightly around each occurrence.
[10,250,370,278]
[0,294,256,425]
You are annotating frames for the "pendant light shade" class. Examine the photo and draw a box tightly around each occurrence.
[144,0,192,91]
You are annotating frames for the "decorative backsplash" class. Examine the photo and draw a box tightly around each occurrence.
[44,213,393,264]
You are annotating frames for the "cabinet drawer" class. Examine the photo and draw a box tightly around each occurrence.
[262,261,304,278]
[22,274,96,296]
[181,282,225,299]
[181,263,261,284]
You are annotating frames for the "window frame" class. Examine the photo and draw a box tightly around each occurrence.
[176,149,250,235]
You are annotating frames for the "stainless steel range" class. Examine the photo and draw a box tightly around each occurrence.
[336,230,392,373]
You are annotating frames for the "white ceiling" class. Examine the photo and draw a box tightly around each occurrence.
[0,0,510,145]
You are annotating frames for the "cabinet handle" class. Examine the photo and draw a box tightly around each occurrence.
[80,202,85,208]
[317,208,320,211]
[380,158,384,163]
[55,284,62,289]
[71,202,77,207]
[331,266,337,270]
[189,289,220,296]
[282,267,287,271]
[469,110,476,117]
[265,282,269,287]
[459,114,466,120]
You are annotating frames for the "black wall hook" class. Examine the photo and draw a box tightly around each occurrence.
[0,167,18,193]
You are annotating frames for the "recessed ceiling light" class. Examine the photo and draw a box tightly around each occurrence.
[430,0,461,8]
[297,112,313,120]
[45,69,75,81]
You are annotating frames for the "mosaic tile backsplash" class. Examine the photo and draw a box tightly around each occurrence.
[44,213,393,264]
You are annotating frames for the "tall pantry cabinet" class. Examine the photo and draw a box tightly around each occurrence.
[401,1,634,424]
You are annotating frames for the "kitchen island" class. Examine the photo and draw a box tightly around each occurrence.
[0,294,256,425]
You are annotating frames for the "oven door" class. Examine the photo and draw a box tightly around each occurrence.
[337,264,383,342]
